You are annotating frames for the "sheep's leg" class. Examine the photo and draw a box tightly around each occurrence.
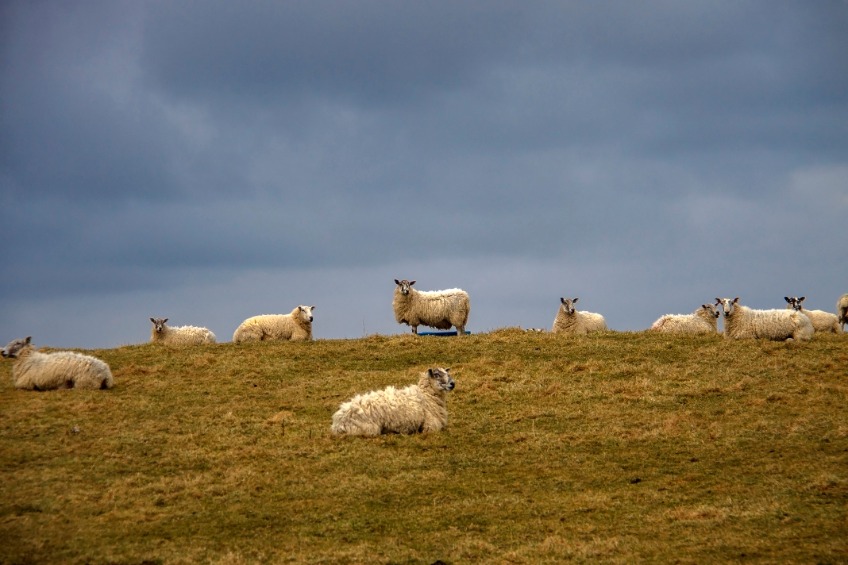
[455,325,465,336]
[411,326,418,335]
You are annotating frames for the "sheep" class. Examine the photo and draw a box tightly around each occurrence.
[331,367,455,436]
[149,318,217,345]
[2,336,113,391]
[716,297,813,342]
[650,303,720,335]
[232,306,315,343]
[837,293,848,330]
[551,297,607,335]
[784,297,842,334]
[393,279,470,336]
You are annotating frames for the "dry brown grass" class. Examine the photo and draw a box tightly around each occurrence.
[1,329,846,563]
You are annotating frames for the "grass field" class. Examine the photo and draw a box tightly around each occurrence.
[1,330,846,564]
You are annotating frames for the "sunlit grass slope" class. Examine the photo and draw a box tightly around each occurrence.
[1,330,846,563]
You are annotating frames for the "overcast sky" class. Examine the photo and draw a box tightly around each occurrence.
[1,1,846,349]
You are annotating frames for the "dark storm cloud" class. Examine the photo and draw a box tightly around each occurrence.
[1,1,846,348]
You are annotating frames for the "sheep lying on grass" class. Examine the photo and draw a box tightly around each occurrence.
[150,318,217,345]
[717,297,813,342]
[650,303,720,335]
[784,297,842,334]
[233,306,315,343]
[331,367,455,436]
[2,336,113,390]
[837,294,848,330]
[393,279,470,336]
[552,297,607,335]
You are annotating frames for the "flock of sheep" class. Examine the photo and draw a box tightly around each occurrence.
[3,280,847,438]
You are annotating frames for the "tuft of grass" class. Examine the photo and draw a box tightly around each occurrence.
[1,331,846,563]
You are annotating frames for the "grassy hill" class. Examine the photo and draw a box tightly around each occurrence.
[1,330,846,563]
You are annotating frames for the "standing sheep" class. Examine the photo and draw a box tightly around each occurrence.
[2,336,113,390]
[552,297,607,335]
[232,306,315,343]
[717,297,813,342]
[150,318,217,345]
[784,297,842,334]
[393,279,470,336]
[837,293,848,330]
[331,367,455,436]
[650,303,720,335]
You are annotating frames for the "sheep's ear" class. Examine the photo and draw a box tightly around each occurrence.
[163,318,168,323]
[784,297,792,304]
[409,280,416,286]
[715,297,722,304]
[799,296,805,303]
[150,318,156,323]
[394,279,401,285]
[427,368,434,377]
[560,297,566,304]
[573,297,579,303]
[25,336,32,344]
[311,305,316,310]
[733,297,740,304]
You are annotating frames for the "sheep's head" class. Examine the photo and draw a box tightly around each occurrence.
[784,296,805,311]
[297,306,315,323]
[716,297,739,318]
[394,279,416,295]
[150,318,169,334]
[2,336,32,359]
[427,367,455,392]
[701,304,720,319]
[559,297,579,315]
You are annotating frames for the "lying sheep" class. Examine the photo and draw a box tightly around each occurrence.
[650,303,720,335]
[552,297,607,335]
[2,336,113,390]
[232,306,315,343]
[837,294,848,331]
[150,318,217,345]
[331,367,455,436]
[393,279,470,336]
[717,297,813,341]
[784,297,842,334]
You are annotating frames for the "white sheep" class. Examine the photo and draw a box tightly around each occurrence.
[650,303,720,335]
[717,297,813,341]
[551,297,607,335]
[837,293,848,331]
[232,306,315,343]
[150,318,217,345]
[393,279,470,336]
[784,297,842,334]
[2,336,114,391]
[331,367,455,436]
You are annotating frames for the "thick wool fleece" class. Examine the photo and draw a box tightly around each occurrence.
[331,369,454,437]
[233,306,314,343]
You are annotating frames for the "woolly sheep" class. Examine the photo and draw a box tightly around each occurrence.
[650,303,720,335]
[2,336,113,391]
[552,297,607,335]
[331,367,455,436]
[837,293,848,330]
[784,297,842,334]
[393,279,470,336]
[150,318,217,345]
[232,306,315,343]
[716,297,813,342]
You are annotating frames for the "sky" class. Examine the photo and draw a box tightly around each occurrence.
[1,1,847,349]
